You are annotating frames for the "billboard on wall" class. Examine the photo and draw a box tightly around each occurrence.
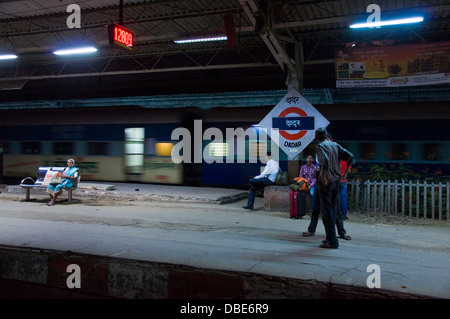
[335,41,450,88]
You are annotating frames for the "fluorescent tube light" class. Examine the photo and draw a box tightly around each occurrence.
[174,36,227,44]
[350,17,424,29]
[0,54,18,60]
[53,46,98,55]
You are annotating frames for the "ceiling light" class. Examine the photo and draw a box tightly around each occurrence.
[174,36,227,44]
[53,46,98,55]
[0,54,18,60]
[350,17,424,29]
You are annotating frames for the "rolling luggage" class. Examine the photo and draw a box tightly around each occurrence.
[296,189,307,218]
[289,189,297,219]
[289,189,307,219]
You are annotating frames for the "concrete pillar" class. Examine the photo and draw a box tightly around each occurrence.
[286,38,304,182]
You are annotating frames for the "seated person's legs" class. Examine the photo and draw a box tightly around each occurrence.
[243,178,273,210]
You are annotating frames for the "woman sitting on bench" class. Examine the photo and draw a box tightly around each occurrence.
[46,158,79,206]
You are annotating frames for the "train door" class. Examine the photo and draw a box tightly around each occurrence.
[124,127,145,181]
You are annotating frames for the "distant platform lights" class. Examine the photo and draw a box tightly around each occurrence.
[0,46,99,61]
[53,46,98,56]
[174,36,228,44]
[0,54,18,60]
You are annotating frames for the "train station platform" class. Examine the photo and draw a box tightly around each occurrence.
[5,181,249,205]
[0,182,449,303]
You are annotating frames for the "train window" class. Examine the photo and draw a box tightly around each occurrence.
[360,143,377,160]
[53,142,74,155]
[249,141,268,160]
[145,138,157,155]
[125,143,144,154]
[388,143,408,160]
[156,143,174,157]
[124,127,145,174]
[0,142,10,154]
[207,142,228,157]
[423,143,443,161]
[88,142,109,155]
[21,142,41,154]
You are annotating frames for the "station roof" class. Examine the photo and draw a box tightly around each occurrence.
[0,0,449,101]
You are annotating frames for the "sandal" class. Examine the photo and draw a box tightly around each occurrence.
[302,231,315,237]
[47,201,55,206]
[339,234,352,240]
[320,242,338,249]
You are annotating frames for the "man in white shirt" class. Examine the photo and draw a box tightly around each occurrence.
[243,152,280,210]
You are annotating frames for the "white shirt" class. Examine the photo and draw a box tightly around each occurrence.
[254,159,280,182]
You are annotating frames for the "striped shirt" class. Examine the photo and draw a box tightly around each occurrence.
[299,163,318,187]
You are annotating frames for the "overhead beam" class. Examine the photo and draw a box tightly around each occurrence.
[0,62,278,82]
[272,4,450,29]
[0,8,241,38]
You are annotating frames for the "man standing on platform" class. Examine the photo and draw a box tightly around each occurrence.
[315,128,354,249]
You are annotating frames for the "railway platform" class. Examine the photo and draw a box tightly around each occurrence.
[5,181,249,205]
[0,182,449,302]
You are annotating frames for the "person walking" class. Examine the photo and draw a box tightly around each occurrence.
[314,128,354,248]
[242,152,279,211]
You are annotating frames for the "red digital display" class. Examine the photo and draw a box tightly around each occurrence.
[108,24,134,50]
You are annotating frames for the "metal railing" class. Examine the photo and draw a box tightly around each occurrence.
[348,179,450,220]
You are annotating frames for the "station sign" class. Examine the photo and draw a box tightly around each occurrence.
[258,88,329,160]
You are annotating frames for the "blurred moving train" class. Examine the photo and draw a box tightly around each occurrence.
[0,105,449,187]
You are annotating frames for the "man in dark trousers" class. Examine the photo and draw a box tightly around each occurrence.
[314,128,354,249]
[242,152,280,211]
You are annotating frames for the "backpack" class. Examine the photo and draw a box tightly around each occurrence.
[289,177,309,191]
[275,171,289,185]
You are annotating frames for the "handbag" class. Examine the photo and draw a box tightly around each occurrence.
[289,177,309,191]
[42,170,61,186]
[275,171,288,185]
[50,172,62,186]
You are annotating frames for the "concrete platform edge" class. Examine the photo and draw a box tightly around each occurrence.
[0,244,431,299]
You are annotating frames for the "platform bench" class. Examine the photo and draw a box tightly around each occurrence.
[20,166,81,203]
[264,186,291,212]
[264,185,311,212]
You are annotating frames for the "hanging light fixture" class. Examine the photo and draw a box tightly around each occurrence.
[53,46,98,56]
[0,54,18,60]
[350,17,424,29]
[174,36,228,44]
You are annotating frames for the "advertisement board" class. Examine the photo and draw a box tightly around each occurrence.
[335,41,450,88]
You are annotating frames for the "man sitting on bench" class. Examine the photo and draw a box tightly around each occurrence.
[47,158,79,206]
[242,152,280,211]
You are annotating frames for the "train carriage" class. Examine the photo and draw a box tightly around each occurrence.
[0,105,449,187]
